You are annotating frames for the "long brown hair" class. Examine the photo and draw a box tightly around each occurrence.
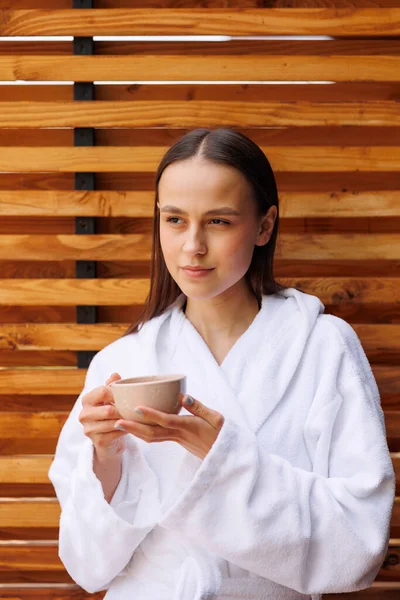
[125,128,289,336]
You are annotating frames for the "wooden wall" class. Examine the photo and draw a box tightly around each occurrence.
[0,1,399,598]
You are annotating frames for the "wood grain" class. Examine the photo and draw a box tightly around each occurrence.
[3,40,400,58]
[0,350,76,367]
[0,234,151,260]
[0,542,398,583]
[0,55,399,82]
[0,500,60,528]
[0,497,398,532]
[0,279,149,306]
[1,0,400,9]
[0,100,399,128]
[0,323,399,352]
[0,324,127,351]
[0,456,53,484]
[0,170,398,193]
[1,82,399,104]
[0,413,68,438]
[0,364,400,408]
[0,190,399,218]
[1,232,400,260]
[0,371,85,394]
[0,586,102,600]
[0,191,154,217]
[1,146,399,172]
[0,8,400,37]
[1,126,400,149]
[0,278,399,306]
[3,453,399,485]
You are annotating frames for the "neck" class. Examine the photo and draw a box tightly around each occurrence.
[183,282,261,342]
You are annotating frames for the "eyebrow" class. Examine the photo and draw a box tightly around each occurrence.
[159,205,241,217]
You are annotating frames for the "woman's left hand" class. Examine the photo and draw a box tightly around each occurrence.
[114,395,225,460]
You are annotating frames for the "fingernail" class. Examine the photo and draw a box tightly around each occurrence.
[184,395,194,406]
[114,422,125,431]
[135,408,144,415]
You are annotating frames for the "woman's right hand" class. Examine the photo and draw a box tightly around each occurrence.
[79,372,127,460]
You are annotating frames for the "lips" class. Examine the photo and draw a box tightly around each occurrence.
[181,267,214,278]
[182,267,212,271]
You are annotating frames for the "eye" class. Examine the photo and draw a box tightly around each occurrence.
[164,217,230,226]
[165,216,183,224]
[210,219,230,225]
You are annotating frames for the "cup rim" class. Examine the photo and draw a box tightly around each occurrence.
[110,374,186,387]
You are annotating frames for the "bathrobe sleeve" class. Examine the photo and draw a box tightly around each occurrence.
[158,319,395,595]
[48,349,161,593]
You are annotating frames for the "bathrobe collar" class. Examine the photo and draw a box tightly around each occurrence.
[166,288,325,434]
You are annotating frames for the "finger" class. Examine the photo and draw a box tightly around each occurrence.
[82,403,122,423]
[114,420,177,443]
[182,395,225,430]
[106,372,121,386]
[83,385,115,407]
[132,406,186,430]
[106,373,121,407]
[86,418,126,436]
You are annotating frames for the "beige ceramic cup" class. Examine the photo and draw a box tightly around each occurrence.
[110,374,186,421]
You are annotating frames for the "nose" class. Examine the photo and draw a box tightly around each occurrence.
[182,225,207,255]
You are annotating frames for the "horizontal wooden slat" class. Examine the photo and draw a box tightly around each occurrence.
[1,232,400,260]
[0,413,68,438]
[0,324,127,351]
[0,545,398,586]
[0,586,102,600]
[0,170,397,194]
[0,372,85,395]
[3,453,399,486]
[276,234,400,260]
[0,55,399,82]
[0,191,154,217]
[0,190,399,218]
[1,127,400,149]
[0,323,399,352]
[0,279,149,306]
[0,542,399,583]
[0,350,76,367]
[1,0,399,10]
[1,146,399,172]
[1,497,399,530]
[1,409,399,450]
[0,500,60,528]
[1,8,400,37]
[279,192,400,218]
[1,1,400,9]
[0,366,398,397]
[0,234,150,260]
[0,100,399,128]
[0,278,399,307]
[1,82,399,104]
[0,456,53,484]
[96,40,400,58]
[2,257,399,283]
[2,40,400,59]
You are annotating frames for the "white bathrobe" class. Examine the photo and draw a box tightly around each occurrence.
[48,287,395,600]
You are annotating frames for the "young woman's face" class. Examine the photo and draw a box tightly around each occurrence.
[158,157,275,301]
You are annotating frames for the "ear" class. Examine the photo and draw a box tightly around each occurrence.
[255,205,277,247]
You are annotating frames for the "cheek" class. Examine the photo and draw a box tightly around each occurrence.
[159,227,177,259]
[218,230,255,269]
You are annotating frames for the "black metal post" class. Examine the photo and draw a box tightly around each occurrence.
[74,0,97,369]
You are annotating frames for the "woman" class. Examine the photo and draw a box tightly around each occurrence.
[48,128,395,600]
